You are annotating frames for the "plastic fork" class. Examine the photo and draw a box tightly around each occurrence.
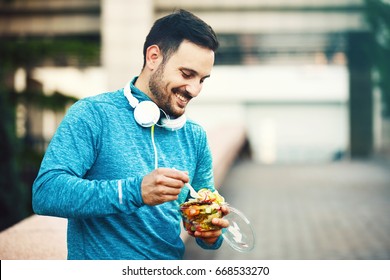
[172,167,200,199]
[185,182,201,199]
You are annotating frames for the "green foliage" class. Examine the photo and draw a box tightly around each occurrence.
[0,37,100,69]
[0,85,30,230]
[16,89,79,111]
[0,36,97,230]
[0,87,79,231]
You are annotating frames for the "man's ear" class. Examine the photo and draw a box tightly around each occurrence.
[145,45,163,71]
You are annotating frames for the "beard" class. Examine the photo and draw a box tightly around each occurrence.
[149,64,189,118]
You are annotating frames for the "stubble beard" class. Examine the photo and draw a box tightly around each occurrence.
[148,64,181,118]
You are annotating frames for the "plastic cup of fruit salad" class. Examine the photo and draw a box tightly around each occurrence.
[180,188,225,232]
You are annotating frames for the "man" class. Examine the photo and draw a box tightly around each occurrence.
[32,9,229,259]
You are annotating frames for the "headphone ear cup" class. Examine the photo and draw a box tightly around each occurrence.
[134,101,160,127]
[160,114,187,131]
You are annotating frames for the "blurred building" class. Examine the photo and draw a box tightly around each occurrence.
[1,0,388,163]
[1,0,366,86]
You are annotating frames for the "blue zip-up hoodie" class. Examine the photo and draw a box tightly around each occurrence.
[32,79,222,259]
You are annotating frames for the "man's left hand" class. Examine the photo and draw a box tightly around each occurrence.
[189,205,230,245]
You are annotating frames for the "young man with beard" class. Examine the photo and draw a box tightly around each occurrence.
[32,9,229,259]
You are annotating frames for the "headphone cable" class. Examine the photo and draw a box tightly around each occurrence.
[151,125,158,169]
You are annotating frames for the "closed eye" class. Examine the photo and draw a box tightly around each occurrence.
[180,68,210,83]
[181,70,193,79]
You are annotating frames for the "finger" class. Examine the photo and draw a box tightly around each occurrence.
[150,192,182,205]
[155,185,183,197]
[212,217,229,229]
[156,176,187,190]
[194,229,222,239]
[155,168,189,184]
[165,168,190,183]
[221,205,230,216]
[154,171,187,189]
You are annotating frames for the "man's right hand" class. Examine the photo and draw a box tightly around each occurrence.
[141,168,189,206]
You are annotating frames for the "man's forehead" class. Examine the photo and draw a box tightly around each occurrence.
[170,41,215,75]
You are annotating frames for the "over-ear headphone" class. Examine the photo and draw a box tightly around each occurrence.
[123,80,187,131]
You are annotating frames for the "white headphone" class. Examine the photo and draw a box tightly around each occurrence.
[123,80,187,131]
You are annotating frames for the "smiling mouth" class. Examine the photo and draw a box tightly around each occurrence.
[174,91,191,107]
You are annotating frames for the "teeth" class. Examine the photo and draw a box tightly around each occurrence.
[176,93,188,103]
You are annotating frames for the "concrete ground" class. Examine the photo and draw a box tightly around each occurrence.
[183,158,390,260]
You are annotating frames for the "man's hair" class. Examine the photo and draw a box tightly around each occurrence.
[142,9,219,67]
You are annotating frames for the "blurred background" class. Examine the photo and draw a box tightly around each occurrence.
[0,0,389,259]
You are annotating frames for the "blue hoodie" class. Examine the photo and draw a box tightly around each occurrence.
[32,79,222,259]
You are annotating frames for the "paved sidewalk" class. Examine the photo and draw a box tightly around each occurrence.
[183,159,390,260]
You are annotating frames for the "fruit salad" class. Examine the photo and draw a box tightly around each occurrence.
[180,188,225,232]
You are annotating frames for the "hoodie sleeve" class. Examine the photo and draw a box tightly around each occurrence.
[32,100,145,219]
[191,126,224,250]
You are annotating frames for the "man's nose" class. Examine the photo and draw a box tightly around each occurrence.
[185,81,203,97]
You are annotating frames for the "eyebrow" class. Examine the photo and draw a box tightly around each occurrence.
[181,67,211,80]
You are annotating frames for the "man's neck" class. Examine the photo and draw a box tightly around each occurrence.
[133,73,150,98]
